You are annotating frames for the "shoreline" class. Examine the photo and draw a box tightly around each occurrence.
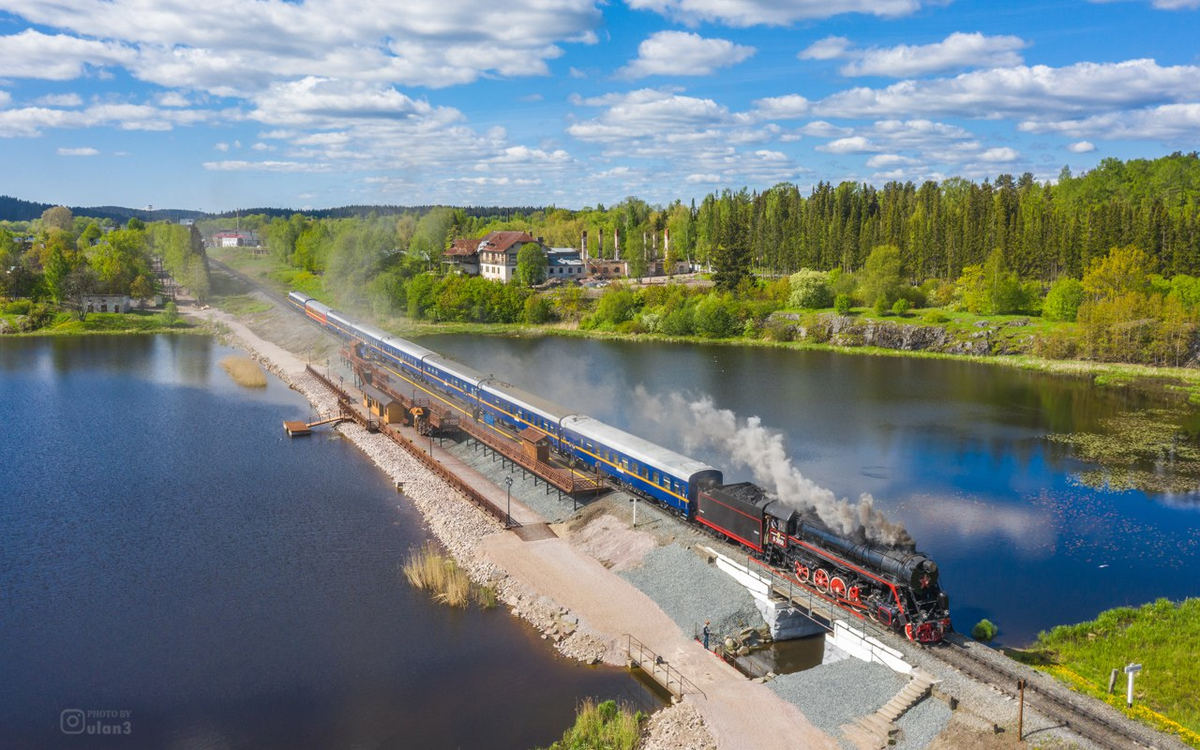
[206,248,1200,401]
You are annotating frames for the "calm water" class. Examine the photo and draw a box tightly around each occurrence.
[419,334,1200,645]
[0,335,649,750]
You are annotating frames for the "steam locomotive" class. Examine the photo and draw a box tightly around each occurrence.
[287,291,951,643]
[698,483,950,643]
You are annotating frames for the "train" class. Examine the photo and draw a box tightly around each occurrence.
[287,291,951,643]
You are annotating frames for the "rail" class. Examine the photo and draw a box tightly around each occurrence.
[304,365,518,528]
[624,634,705,702]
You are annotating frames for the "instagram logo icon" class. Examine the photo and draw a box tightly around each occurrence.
[60,709,86,734]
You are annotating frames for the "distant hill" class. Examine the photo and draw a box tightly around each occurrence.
[0,195,541,224]
[0,195,207,224]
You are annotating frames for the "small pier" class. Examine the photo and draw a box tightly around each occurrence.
[283,414,344,436]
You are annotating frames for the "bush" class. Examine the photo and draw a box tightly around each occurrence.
[788,269,833,309]
[1043,277,1085,322]
[659,305,695,336]
[923,310,949,324]
[834,293,852,315]
[5,299,31,315]
[523,294,554,324]
[972,618,998,641]
[764,317,795,341]
[693,294,741,338]
[162,300,179,325]
[892,298,911,316]
[872,295,888,317]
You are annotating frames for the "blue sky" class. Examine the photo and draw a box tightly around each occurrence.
[0,0,1197,212]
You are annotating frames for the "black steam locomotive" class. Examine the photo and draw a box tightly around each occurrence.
[697,482,951,643]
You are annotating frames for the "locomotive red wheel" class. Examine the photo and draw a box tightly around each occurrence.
[847,585,861,603]
[794,562,809,582]
[812,568,830,593]
[829,576,847,599]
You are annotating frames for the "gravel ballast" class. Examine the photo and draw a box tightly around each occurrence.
[618,543,766,642]
[768,659,904,740]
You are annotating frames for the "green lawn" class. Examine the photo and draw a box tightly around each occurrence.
[1013,599,1200,748]
[2,309,197,336]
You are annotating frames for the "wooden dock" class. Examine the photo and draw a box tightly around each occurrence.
[283,414,345,437]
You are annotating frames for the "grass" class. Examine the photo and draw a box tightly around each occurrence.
[216,294,272,316]
[401,542,495,609]
[2,310,199,336]
[219,355,267,388]
[538,699,644,750]
[1010,598,1200,748]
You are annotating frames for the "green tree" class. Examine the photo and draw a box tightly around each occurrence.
[1083,245,1150,302]
[523,294,554,324]
[1043,277,1085,321]
[130,274,156,308]
[788,269,833,309]
[515,242,548,287]
[43,240,72,302]
[834,293,851,315]
[858,245,903,307]
[693,294,740,337]
[77,222,102,250]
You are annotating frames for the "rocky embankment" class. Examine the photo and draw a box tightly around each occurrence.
[774,312,1037,355]
[219,326,715,747]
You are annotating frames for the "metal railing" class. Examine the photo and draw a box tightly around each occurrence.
[624,634,705,701]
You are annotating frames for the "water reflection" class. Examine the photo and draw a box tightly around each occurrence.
[0,336,649,749]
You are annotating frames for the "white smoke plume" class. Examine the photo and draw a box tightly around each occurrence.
[636,388,913,548]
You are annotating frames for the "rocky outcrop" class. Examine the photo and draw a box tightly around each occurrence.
[778,313,1006,356]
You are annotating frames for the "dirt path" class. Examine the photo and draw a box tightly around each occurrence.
[482,532,838,750]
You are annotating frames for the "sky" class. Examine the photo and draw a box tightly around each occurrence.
[0,0,1198,212]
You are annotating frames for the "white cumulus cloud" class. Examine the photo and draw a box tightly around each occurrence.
[814,59,1200,119]
[1068,140,1097,153]
[834,32,1028,77]
[618,31,754,79]
[57,146,98,156]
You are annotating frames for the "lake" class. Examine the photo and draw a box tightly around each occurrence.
[0,335,649,750]
[418,334,1200,645]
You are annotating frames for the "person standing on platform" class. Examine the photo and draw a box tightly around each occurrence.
[702,620,711,651]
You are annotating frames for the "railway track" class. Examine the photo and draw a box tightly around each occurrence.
[932,635,1180,750]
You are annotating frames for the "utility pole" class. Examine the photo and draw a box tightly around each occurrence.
[1017,679,1026,740]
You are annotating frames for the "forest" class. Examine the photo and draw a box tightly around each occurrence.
[6,153,1200,365]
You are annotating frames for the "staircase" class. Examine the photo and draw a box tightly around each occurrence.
[840,668,940,750]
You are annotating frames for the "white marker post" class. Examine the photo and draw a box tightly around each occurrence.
[1124,663,1142,708]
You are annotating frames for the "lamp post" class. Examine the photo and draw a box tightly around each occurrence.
[505,476,514,528]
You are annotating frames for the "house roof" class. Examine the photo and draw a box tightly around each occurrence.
[479,230,535,254]
[445,238,479,257]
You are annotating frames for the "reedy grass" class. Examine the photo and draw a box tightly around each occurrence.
[402,542,494,609]
[539,699,644,750]
[218,355,268,388]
